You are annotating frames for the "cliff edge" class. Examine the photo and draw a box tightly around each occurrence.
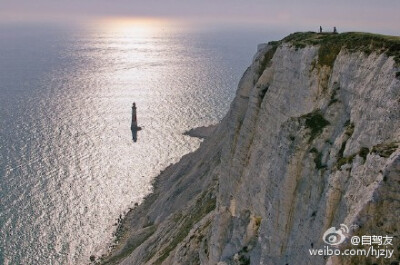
[101,32,400,265]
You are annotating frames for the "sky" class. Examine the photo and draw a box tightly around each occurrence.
[0,0,399,34]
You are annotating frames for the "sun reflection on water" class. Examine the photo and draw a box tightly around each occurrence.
[0,19,252,264]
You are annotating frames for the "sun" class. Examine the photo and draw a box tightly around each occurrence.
[94,17,175,38]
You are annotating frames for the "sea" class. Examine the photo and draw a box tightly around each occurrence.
[0,19,285,264]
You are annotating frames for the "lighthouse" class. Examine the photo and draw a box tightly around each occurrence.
[131,102,138,130]
[131,102,141,142]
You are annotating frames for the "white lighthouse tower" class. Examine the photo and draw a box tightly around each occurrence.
[131,102,138,130]
[131,102,142,142]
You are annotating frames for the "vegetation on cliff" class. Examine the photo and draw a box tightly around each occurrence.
[282,32,400,67]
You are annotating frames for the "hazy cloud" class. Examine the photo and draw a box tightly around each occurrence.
[1,0,399,34]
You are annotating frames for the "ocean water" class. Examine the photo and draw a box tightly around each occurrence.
[0,20,282,264]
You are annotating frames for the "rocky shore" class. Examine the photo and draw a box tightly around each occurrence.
[184,125,218,139]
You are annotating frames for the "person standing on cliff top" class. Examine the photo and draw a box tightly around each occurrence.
[319,26,322,33]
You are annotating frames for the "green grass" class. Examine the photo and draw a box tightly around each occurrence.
[152,191,216,265]
[238,255,251,265]
[359,147,370,161]
[237,246,251,265]
[282,32,400,67]
[310,147,326,169]
[335,143,394,169]
[254,216,262,228]
[301,110,330,142]
[258,41,279,75]
[337,154,356,168]
[102,225,157,265]
[337,140,347,161]
[344,122,355,136]
[328,86,340,106]
[315,151,325,169]
[335,121,357,169]
[371,142,398,158]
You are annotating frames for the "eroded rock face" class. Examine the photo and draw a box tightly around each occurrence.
[102,36,399,265]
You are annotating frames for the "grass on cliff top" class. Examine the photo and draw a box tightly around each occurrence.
[258,43,279,75]
[281,31,400,67]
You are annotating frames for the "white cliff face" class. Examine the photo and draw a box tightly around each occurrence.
[102,34,400,265]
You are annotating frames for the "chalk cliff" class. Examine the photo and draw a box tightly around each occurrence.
[102,32,400,265]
